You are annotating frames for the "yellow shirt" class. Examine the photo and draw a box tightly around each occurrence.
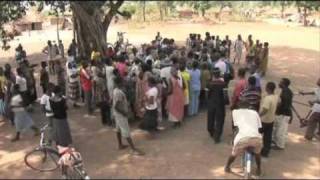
[260,94,279,123]
[181,70,191,105]
[0,76,6,92]
[91,51,101,61]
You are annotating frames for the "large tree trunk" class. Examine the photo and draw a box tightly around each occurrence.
[56,13,60,42]
[164,1,168,17]
[281,3,285,19]
[303,7,308,26]
[201,8,205,17]
[218,5,224,21]
[143,1,146,22]
[70,3,108,58]
[158,2,163,21]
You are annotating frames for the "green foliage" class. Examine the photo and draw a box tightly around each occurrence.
[0,1,27,49]
[119,3,137,17]
[296,1,320,10]
[0,0,129,50]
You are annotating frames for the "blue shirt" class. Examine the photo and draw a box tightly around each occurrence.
[252,73,261,89]
[189,69,201,91]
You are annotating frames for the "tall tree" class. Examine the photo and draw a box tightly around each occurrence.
[140,1,146,22]
[296,1,320,26]
[0,1,29,50]
[158,1,164,21]
[0,1,129,58]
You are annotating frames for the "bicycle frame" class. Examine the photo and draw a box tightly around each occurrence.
[39,124,49,147]
[242,147,255,179]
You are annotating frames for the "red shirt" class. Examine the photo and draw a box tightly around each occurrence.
[116,62,128,78]
[232,78,247,106]
[80,68,92,92]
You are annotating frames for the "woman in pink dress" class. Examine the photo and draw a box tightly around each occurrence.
[166,67,184,128]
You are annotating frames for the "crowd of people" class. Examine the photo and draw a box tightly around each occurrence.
[1,31,319,176]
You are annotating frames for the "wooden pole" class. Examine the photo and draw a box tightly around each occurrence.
[57,12,60,42]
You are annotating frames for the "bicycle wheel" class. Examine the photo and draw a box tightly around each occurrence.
[24,147,60,172]
[243,152,252,179]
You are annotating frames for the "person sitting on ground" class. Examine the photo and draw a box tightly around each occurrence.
[224,99,263,176]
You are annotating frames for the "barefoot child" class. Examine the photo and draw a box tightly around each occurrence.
[113,76,144,155]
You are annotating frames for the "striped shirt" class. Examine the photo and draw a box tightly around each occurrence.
[239,87,261,112]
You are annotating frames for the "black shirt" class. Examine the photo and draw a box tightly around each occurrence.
[50,97,67,119]
[276,87,293,116]
[207,79,225,108]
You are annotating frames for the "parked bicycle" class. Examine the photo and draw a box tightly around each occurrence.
[24,124,90,179]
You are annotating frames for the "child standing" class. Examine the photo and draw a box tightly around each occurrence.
[259,82,279,157]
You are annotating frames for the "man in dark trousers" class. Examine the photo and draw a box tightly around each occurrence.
[259,82,278,157]
[207,68,226,143]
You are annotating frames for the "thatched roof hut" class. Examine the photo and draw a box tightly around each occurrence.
[14,10,44,31]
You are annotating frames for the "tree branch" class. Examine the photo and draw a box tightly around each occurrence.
[103,0,124,26]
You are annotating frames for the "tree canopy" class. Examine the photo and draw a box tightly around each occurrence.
[1,1,319,52]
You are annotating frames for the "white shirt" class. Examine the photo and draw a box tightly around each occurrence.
[232,109,262,146]
[105,65,115,98]
[145,87,158,110]
[11,94,24,112]
[40,94,53,117]
[312,88,320,113]
[160,66,172,88]
[16,75,27,92]
[214,59,227,75]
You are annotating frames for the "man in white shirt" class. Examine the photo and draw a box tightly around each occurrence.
[214,56,227,76]
[300,78,320,140]
[40,83,54,144]
[225,100,263,176]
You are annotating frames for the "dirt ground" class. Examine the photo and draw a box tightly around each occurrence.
[0,21,319,179]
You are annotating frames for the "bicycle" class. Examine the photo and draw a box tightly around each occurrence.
[292,101,312,128]
[24,124,60,172]
[24,124,90,179]
[241,147,255,179]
